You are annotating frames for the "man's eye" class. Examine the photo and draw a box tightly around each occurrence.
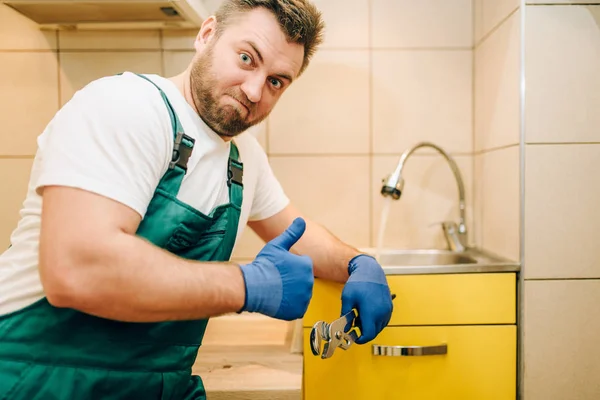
[270,78,282,89]
[240,53,252,65]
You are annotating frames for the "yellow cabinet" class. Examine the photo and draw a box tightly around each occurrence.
[302,273,517,400]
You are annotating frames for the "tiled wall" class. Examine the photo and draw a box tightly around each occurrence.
[473,0,521,262]
[522,3,600,399]
[0,1,475,259]
[237,0,475,259]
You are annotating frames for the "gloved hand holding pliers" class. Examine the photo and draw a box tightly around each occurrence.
[310,254,394,358]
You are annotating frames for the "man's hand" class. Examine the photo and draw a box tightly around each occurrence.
[239,217,314,321]
[341,254,393,344]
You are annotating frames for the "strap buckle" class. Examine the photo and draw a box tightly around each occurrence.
[227,158,243,187]
[170,132,195,171]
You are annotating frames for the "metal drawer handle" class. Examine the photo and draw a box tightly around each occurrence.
[372,344,448,357]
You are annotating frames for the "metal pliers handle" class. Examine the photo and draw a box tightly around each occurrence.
[309,309,359,359]
[309,293,396,359]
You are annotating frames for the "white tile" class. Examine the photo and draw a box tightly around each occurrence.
[475,10,521,151]
[372,50,473,154]
[59,52,163,105]
[475,0,520,44]
[523,280,600,400]
[270,156,370,248]
[269,50,370,154]
[310,0,369,48]
[371,0,473,48]
[0,52,59,156]
[59,30,160,50]
[478,147,520,261]
[0,4,56,50]
[525,5,600,143]
[524,144,600,279]
[372,155,474,250]
[0,159,34,249]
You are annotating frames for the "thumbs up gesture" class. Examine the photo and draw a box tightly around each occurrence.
[239,218,314,321]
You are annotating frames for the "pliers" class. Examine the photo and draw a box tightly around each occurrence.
[309,294,396,359]
[309,309,359,359]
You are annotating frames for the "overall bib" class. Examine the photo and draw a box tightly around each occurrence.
[0,74,244,399]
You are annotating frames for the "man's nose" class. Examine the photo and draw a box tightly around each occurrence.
[240,75,265,104]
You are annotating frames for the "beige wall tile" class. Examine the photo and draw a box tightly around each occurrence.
[249,122,267,151]
[371,0,472,48]
[163,51,194,77]
[59,52,163,105]
[162,30,197,50]
[372,50,472,154]
[527,0,600,3]
[270,156,370,248]
[269,50,369,154]
[372,155,474,250]
[523,280,600,400]
[474,0,520,44]
[524,144,600,279]
[58,30,160,50]
[231,227,266,260]
[0,4,56,50]
[473,150,483,249]
[475,10,521,151]
[0,52,59,156]
[526,5,600,143]
[310,0,368,48]
[0,158,34,248]
[478,146,520,261]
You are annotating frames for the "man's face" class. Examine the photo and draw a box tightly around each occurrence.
[190,8,304,138]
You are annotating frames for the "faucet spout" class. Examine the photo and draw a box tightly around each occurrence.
[381,141,468,250]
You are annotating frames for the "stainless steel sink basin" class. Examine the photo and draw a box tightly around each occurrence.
[377,251,477,266]
[359,247,520,275]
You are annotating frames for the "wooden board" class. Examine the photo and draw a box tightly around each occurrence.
[194,345,302,400]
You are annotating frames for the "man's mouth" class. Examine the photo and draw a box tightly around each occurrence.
[229,95,250,113]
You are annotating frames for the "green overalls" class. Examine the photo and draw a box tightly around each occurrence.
[0,74,244,399]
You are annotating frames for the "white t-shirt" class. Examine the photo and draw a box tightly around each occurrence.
[0,72,289,316]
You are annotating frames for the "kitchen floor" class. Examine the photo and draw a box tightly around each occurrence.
[194,344,302,400]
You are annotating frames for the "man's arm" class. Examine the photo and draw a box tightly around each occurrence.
[248,203,360,283]
[39,185,246,323]
[250,203,394,344]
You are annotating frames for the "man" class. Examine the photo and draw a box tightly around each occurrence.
[0,0,393,398]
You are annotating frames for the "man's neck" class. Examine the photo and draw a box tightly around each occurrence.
[168,72,199,115]
[167,72,232,143]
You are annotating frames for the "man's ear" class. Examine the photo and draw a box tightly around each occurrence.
[194,16,217,51]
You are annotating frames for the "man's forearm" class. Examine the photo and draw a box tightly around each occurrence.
[41,231,246,323]
[249,204,361,283]
[296,219,361,283]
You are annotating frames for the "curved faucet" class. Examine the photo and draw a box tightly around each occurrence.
[380,141,468,251]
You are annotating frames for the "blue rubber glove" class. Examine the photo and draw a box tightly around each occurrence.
[239,218,314,321]
[341,254,393,344]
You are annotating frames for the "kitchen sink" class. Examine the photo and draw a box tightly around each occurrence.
[377,251,477,266]
[360,247,520,275]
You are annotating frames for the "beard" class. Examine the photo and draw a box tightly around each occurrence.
[189,45,266,138]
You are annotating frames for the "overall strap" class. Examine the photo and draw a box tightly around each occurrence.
[130,73,195,195]
[227,142,243,210]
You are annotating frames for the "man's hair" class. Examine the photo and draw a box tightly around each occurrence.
[214,0,325,76]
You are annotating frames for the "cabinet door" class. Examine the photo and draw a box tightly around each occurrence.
[303,325,516,400]
[304,273,517,327]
